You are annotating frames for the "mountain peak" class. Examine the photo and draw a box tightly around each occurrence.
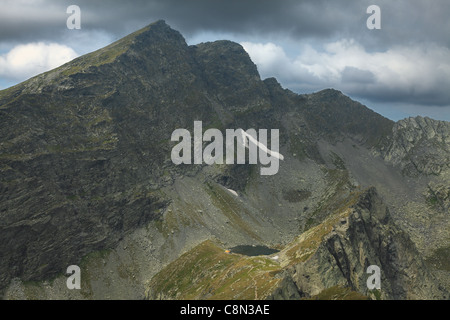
[63,19,187,72]
[130,19,187,46]
[148,19,168,27]
[1,20,189,96]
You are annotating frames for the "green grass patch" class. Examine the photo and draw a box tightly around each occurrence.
[368,289,382,300]
[425,246,450,271]
[147,240,281,300]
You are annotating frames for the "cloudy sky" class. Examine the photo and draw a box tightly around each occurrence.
[0,0,449,121]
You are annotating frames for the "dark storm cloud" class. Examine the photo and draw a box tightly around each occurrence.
[1,0,345,42]
[1,0,449,48]
[341,67,376,84]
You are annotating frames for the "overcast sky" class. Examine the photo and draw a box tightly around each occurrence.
[0,0,449,121]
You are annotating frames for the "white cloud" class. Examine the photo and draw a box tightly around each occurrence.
[241,42,298,81]
[241,40,450,106]
[0,42,78,81]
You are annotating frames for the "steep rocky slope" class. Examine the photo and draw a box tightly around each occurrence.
[379,116,449,176]
[0,20,448,299]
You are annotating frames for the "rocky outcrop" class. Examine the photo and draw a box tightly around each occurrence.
[379,116,450,176]
[425,182,450,212]
[269,188,448,300]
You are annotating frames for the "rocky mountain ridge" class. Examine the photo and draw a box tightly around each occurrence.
[379,116,449,176]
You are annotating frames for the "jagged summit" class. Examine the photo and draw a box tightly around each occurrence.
[88,19,183,55]
[0,20,184,98]
[380,115,450,175]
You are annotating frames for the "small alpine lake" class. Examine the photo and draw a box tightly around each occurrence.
[230,245,279,256]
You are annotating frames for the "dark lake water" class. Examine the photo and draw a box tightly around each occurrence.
[230,245,279,256]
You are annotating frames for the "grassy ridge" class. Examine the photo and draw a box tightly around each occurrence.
[146,240,281,300]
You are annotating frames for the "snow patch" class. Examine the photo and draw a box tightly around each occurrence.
[227,189,238,197]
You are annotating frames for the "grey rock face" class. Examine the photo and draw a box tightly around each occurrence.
[270,188,448,300]
[380,116,450,176]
